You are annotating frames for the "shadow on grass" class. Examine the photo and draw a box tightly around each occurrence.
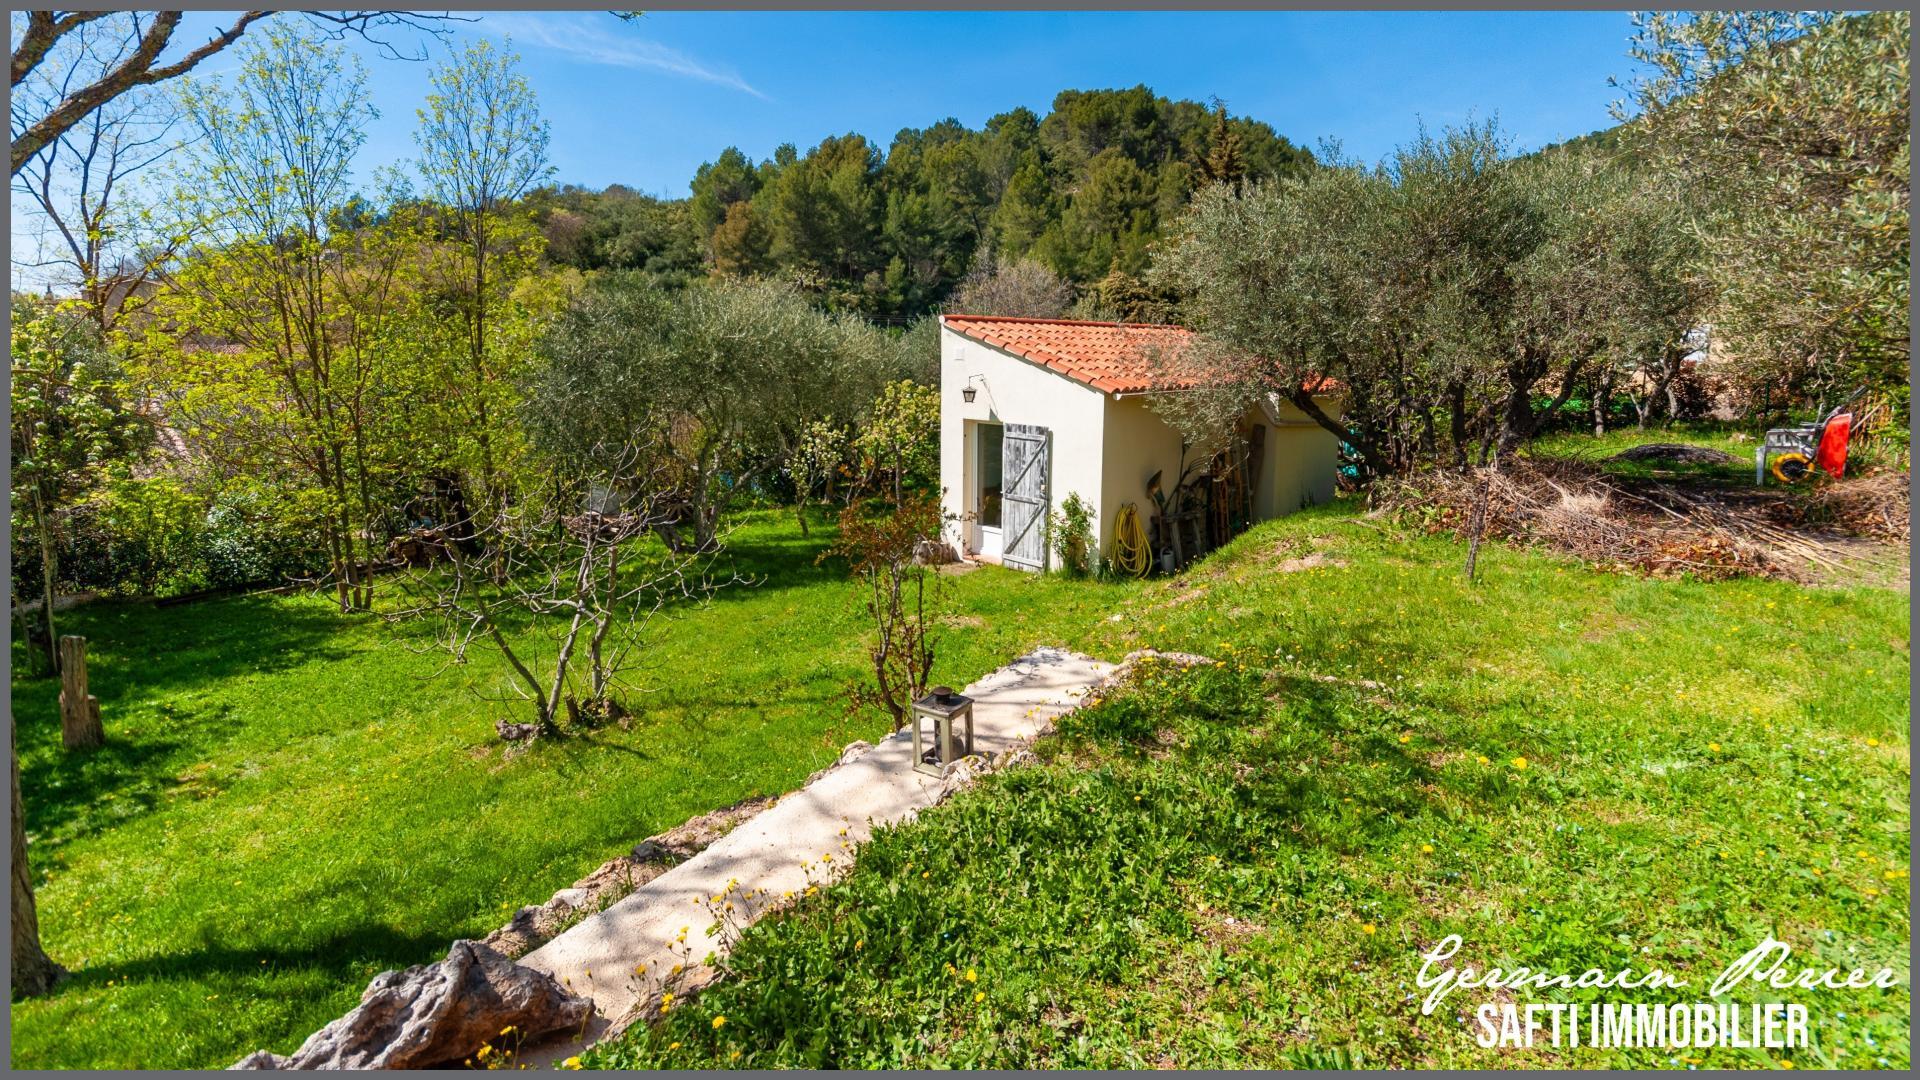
[52,922,458,997]
[14,594,358,705]
[13,596,356,853]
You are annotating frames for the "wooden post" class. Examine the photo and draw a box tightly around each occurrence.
[58,636,103,750]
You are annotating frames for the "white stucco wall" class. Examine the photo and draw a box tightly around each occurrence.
[1097,395,1186,561]
[938,325,1106,564]
[1099,396,1341,563]
[938,320,1344,571]
[1258,395,1343,518]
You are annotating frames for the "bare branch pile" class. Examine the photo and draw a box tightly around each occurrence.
[1373,460,1907,582]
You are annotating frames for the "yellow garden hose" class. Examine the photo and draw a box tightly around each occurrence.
[1111,502,1152,577]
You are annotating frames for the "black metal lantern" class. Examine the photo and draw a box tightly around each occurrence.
[961,384,977,403]
[911,685,975,775]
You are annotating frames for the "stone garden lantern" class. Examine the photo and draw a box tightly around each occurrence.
[911,685,974,775]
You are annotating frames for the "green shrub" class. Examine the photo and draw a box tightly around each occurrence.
[1047,491,1098,577]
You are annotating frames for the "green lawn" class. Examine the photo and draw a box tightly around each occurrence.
[584,505,1911,1070]
[8,509,1135,1069]
[11,498,1909,1070]
[1525,422,1761,485]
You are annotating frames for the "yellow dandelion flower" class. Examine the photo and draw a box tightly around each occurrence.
[1361,923,1377,936]
[712,1015,727,1030]
[1708,742,1721,752]
[974,991,986,1003]
[1476,755,1490,765]
[730,1050,742,1061]
[1867,738,1880,747]
[669,1042,681,1051]
[562,1056,584,1070]
[1398,735,1410,744]
[965,968,978,983]
[1511,757,1528,770]
[1420,844,1434,855]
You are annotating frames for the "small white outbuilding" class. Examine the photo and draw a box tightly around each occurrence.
[938,314,1344,572]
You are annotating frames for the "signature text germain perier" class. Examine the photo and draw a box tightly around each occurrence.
[1415,935,1903,1050]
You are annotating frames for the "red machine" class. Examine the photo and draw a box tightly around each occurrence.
[1756,391,1861,484]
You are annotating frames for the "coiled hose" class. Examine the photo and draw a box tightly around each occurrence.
[1111,502,1152,577]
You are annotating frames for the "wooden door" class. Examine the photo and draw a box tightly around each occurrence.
[999,423,1050,572]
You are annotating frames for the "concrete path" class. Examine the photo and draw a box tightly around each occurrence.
[518,646,1114,1062]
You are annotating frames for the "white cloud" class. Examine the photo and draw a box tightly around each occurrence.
[482,13,768,101]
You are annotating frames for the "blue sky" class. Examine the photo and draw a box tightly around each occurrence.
[203,9,1643,194]
[12,10,1646,281]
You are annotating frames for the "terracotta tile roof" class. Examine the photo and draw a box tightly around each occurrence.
[941,314,1339,396]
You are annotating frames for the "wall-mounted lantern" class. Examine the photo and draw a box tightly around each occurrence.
[911,685,974,775]
[961,384,977,403]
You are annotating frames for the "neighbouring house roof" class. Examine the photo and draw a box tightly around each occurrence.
[940,314,1339,397]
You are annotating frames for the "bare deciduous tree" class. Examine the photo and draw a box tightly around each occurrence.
[10,13,186,328]
[9,9,464,174]
[947,244,1075,318]
[392,442,739,741]
[823,493,945,730]
[413,36,553,526]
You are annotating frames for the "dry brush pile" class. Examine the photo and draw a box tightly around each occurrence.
[1372,455,1909,583]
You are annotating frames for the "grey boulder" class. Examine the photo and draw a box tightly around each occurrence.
[230,940,589,1069]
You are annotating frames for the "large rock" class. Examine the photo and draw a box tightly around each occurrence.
[912,538,958,565]
[230,941,589,1070]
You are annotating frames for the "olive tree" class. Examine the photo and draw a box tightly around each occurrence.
[1619,11,1909,413]
[1158,122,1704,474]
[525,277,898,551]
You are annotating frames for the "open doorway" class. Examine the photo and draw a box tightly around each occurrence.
[974,421,1003,559]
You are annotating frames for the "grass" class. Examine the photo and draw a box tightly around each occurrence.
[1527,419,1909,486]
[8,508,1137,1069]
[584,505,1910,1070]
[12,484,1908,1070]
[1525,421,1759,485]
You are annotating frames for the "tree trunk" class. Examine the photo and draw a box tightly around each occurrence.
[1448,382,1470,470]
[1463,469,1490,582]
[1593,367,1615,437]
[12,740,64,997]
[58,636,103,750]
[1639,361,1677,430]
[30,481,59,673]
[1285,388,1387,479]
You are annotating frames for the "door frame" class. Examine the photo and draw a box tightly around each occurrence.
[972,420,1004,561]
